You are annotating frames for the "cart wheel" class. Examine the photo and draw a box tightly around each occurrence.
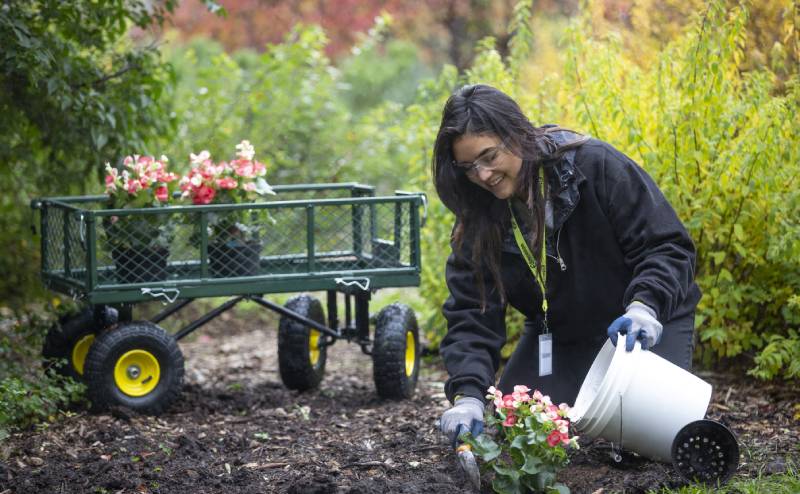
[42,306,117,379]
[84,321,184,415]
[278,294,327,391]
[373,303,419,400]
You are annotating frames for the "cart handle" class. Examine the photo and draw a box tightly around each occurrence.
[334,277,371,292]
[141,287,181,304]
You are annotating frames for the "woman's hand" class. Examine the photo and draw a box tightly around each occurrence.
[607,301,663,351]
[439,396,485,446]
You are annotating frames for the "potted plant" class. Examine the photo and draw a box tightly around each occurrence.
[179,140,275,277]
[103,155,180,283]
[463,385,580,494]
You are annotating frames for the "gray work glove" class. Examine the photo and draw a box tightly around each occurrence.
[439,396,485,445]
[607,301,663,351]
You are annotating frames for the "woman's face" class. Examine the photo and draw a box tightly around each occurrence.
[452,133,522,200]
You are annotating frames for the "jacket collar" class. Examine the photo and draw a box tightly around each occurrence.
[501,130,585,255]
[543,129,585,231]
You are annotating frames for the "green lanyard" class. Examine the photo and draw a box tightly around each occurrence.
[508,167,549,332]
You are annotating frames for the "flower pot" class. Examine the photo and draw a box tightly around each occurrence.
[112,246,170,284]
[208,240,262,277]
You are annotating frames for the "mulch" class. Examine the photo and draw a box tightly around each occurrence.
[1,305,797,493]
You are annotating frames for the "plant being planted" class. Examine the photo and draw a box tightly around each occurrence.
[103,155,180,282]
[179,140,276,277]
[462,385,579,494]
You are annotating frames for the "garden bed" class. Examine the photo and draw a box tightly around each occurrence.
[0,306,797,493]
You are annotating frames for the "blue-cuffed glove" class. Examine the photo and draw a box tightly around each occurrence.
[607,301,663,351]
[439,396,484,446]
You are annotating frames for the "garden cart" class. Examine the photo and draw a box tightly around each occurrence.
[31,183,427,415]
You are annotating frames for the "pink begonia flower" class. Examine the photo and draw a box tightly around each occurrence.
[232,159,256,178]
[560,432,571,445]
[512,389,530,404]
[532,390,544,402]
[159,171,179,183]
[125,179,141,195]
[486,386,503,403]
[155,186,169,202]
[123,156,134,167]
[546,404,560,420]
[502,395,516,410]
[193,185,216,205]
[254,160,266,176]
[105,175,117,193]
[503,413,516,427]
[243,182,257,192]
[546,430,562,447]
[217,177,238,190]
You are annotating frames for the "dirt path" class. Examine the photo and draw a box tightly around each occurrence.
[1,303,797,493]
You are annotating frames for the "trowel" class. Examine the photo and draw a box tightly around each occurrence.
[454,419,482,492]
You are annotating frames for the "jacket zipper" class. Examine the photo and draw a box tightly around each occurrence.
[547,228,567,271]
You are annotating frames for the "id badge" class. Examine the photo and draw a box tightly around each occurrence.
[538,333,553,377]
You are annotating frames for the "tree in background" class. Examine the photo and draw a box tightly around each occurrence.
[166,0,580,69]
[0,0,222,306]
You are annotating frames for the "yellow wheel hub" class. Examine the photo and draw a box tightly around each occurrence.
[114,350,160,397]
[309,329,321,366]
[405,330,416,377]
[71,333,95,376]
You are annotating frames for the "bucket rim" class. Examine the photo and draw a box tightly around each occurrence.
[572,340,639,433]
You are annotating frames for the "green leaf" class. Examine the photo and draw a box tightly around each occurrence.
[473,434,502,461]
[521,454,542,474]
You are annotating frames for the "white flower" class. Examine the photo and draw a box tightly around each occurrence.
[236,140,255,161]
[190,150,211,165]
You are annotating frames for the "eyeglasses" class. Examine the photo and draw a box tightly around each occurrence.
[452,144,505,178]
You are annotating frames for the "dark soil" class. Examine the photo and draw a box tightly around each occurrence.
[1,300,797,494]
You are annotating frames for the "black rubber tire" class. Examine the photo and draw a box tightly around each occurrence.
[278,294,327,391]
[84,321,184,415]
[42,306,105,379]
[372,303,420,400]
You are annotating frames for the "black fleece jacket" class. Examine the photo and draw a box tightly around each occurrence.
[440,136,702,403]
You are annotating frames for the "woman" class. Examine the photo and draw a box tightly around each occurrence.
[435,84,701,442]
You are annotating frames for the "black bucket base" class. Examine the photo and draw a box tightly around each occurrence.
[672,419,739,485]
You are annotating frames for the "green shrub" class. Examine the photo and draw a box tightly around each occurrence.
[0,305,86,437]
[404,0,800,379]
[553,1,799,379]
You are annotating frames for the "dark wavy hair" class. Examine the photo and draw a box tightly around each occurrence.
[432,84,587,307]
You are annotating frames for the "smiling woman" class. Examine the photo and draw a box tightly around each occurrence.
[432,85,703,473]
[452,137,521,199]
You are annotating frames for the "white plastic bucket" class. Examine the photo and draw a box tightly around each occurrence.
[569,339,712,461]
